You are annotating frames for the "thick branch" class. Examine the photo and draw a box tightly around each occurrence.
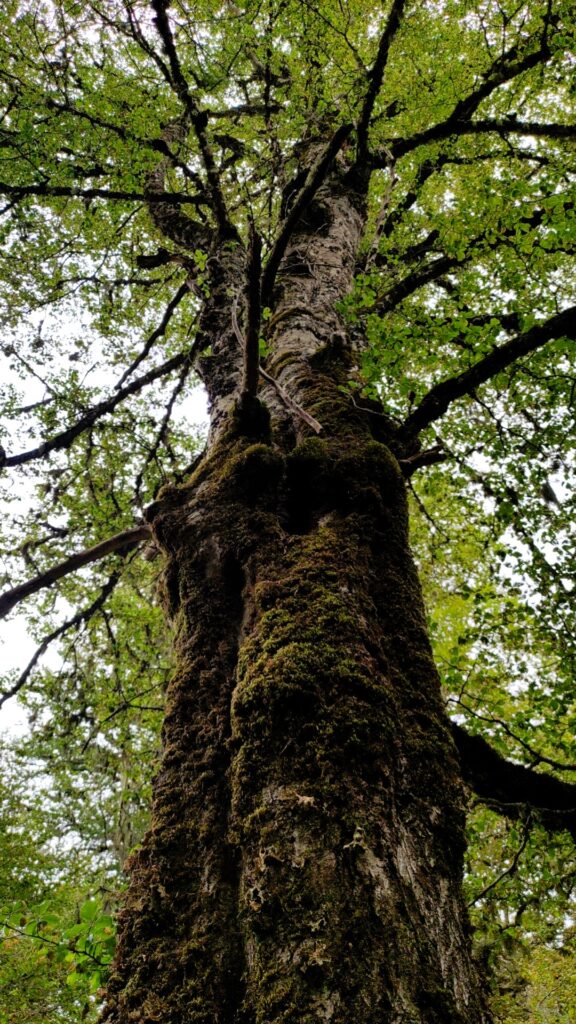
[356,0,406,163]
[144,115,213,251]
[397,306,576,441]
[452,723,576,837]
[387,119,576,162]
[45,97,206,192]
[242,224,262,398]
[376,23,561,163]
[260,122,352,306]
[0,526,150,621]
[0,181,202,205]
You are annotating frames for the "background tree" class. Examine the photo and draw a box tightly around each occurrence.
[1,1,576,1021]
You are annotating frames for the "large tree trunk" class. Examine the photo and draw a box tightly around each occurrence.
[103,174,490,1023]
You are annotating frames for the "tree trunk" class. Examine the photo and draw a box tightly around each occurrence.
[103,174,491,1023]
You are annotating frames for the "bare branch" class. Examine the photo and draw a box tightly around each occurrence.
[398,445,447,477]
[396,305,576,442]
[0,526,150,621]
[259,366,323,434]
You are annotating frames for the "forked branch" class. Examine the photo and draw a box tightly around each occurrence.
[4,349,195,468]
[356,0,406,163]
[151,0,238,238]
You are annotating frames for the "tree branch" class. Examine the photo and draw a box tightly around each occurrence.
[0,181,203,205]
[0,571,121,708]
[451,722,576,838]
[356,0,406,163]
[261,122,352,307]
[374,21,561,164]
[45,96,206,192]
[150,0,238,239]
[467,814,532,907]
[396,306,576,442]
[3,348,195,468]
[373,250,465,314]
[386,118,576,161]
[0,526,150,621]
[259,366,323,434]
[242,223,262,399]
[116,281,190,386]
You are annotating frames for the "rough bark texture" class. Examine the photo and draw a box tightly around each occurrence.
[103,171,490,1023]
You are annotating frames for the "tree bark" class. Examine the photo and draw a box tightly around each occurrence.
[103,172,491,1024]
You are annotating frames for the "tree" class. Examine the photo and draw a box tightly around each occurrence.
[1,0,576,1021]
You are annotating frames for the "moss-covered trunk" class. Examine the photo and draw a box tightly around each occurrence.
[103,173,490,1023]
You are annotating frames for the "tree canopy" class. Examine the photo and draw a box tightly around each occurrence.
[0,1,576,1020]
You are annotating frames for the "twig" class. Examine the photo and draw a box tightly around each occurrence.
[116,281,190,387]
[398,445,447,477]
[0,919,109,967]
[0,571,120,707]
[450,697,576,773]
[467,814,532,907]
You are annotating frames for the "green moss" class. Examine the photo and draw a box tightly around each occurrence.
[109,416,476,1024]
[219,443,284,502]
